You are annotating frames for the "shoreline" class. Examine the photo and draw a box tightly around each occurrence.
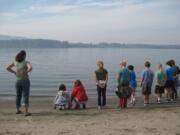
[0,93,180,108]
[0,94,180,135]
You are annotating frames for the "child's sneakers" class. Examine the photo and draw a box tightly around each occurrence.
[59,105,65,110]
[132,98,136,106]
[157,98,161,104]
[98,106,102,110]
[157,100,161,104]
[129,98,136,106]
[144,103,148,107]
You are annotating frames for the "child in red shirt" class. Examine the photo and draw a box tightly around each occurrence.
[71,80,88,109]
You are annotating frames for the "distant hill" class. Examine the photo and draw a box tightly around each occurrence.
[0,35,27,40]
[0,35,180,49]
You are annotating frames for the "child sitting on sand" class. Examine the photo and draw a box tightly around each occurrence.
[71,80,88,109]
[54,84,71,110]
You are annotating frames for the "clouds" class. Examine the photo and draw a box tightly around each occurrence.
[0,0,149,19]
[0,0,180,44]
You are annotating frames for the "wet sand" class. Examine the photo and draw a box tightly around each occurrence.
[0,95,180,135]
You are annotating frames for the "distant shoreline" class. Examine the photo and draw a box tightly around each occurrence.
[0,39,180,49]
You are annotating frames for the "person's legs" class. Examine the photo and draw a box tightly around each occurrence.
[172,86,177,100]
[143,84,149,106]
[175,86,178,99]
[165,88,170,100]
[22,80,30,115]
[124,98,127,108]
[169,88,173,101]
[121,98,124,108]
[159,86,163,102]
[97,86,102,106]
[144,95,146,104]
[171,87,175,100]
[147,95,149,104]
[130,94,133,103]
[118,98,121,107]
[155,85,160,102]
[132,91,136,104]
[165,88,168,100]
[122,98,127,108]
[174,88,178,99]
[82,103,86,109]
[129,89,133,104]
[121,98,123,108]
[102,87,106,106]
[169,80,175,100]
[157,94,161,103]
[144,95,149,106]
[165,88,171,101]
[120,98,123,108]
[68,100,72,109]
[15,81,22,113]
[71,97,80,109]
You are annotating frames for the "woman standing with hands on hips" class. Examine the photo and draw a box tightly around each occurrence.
[6,50,32,116]
[94,61,108,110]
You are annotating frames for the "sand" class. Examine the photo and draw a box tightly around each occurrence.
[0,95,180,135]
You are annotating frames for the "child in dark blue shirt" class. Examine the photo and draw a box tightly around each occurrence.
[128,65,137,106]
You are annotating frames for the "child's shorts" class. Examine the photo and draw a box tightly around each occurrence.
[142,83,152,96]
[155,85,164,94]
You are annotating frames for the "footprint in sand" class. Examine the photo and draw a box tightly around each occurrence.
[123,128,134,133]
[144,127,157,133]
[58,131,71,135]
[0,132,31,135]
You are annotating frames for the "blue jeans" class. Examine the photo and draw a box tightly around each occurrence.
[16,79,30,108]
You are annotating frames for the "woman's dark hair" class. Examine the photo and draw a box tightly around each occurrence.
[128,65,134,71]
[16,50,26,62]
[144,61,151,68]
[59,84,66,91]
[74,80,82,87]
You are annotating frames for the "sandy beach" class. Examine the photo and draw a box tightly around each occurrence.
[0,95,180,135]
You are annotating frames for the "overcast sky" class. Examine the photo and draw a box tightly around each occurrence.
[0,0,180,44]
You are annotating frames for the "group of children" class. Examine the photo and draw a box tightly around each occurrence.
[53,59,180,110]
[54,80,88,110]
[143,60,180,106]
[117,59,179,108]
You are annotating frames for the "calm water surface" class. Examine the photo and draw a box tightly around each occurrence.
[0,48,179,97]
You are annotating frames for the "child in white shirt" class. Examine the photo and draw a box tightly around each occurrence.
[54,84,71,110]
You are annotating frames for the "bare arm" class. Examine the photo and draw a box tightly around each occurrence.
[106,73,108,82]
[6,63,16,75]
[140,77,144,86]
[94,73,98,82]
[27,62,33,73]
[117,74,120,83]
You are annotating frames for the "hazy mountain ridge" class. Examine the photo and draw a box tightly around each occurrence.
[0,35,179,49]
[0,35,27,40]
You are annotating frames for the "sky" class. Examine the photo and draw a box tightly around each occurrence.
[0,0,180,44]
